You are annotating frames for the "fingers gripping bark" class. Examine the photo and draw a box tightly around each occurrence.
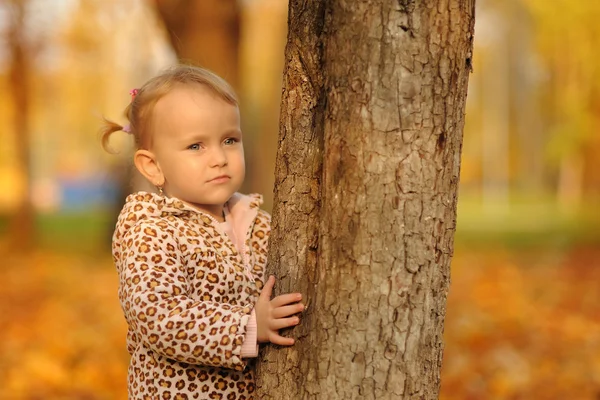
[255,276,305,346]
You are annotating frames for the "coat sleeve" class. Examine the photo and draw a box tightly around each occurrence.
[118,220,252,371]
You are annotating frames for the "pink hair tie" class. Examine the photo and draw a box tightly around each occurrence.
[123,88,138,134]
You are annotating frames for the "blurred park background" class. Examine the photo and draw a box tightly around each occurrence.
[0,0,598,398]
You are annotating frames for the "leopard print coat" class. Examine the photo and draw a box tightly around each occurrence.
[112,191,269,399]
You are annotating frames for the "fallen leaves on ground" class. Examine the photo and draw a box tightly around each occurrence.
[441,246,600,400]
[0,246,598,399]
[0,252,128,399]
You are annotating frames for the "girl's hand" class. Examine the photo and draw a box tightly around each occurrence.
[255,275,304,345]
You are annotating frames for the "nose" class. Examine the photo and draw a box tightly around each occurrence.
[209,146,228,167]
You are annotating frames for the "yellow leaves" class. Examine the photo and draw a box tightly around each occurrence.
[0,252,128,399]
[5,351,69,395]
[1,247,597,398]
[441,247,600,400]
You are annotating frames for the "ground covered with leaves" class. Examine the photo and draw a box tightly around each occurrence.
[0,246,598,399]
[442,246,599,399]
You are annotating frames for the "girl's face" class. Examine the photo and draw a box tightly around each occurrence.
[148,85,245,219]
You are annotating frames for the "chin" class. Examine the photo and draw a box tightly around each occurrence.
[204,193,236,205]
[195,184,239,204]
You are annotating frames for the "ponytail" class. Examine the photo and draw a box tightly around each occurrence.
[100,117,128,154]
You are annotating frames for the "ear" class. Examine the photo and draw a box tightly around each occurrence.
[134,149,164,187]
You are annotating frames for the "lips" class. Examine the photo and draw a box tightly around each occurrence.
[208,175,231,183]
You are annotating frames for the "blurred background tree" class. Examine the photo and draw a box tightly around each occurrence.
[0,0,598,398]
[154,0,240,88]
[5,0,36,251]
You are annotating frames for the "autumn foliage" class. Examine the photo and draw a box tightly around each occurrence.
[441,246,600,399]
[0,251,128,399]
[0,245,597,399]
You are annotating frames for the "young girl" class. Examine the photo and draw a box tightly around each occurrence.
[102,65,304,399]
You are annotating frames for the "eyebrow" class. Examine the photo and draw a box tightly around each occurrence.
[182,129,242,143]
[222,129,242,137]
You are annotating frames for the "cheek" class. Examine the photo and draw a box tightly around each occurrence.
[234,147,245,165]
[235,152,246,175]
[162,155,201,181]
[226,148,245,180]
[225,147,244,165]
[187,155,207,170]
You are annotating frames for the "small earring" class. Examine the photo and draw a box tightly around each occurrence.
[157,185,164,195]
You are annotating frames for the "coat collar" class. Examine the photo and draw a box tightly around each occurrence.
[114,191,263,246]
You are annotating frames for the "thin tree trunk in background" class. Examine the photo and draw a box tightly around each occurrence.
[153,0,240,88]
[257,0,475,398]
[510,1,544,194]
[7,0,34,251]
[557,155,583,211]
[239,1,289,210]
[481,16,509,214]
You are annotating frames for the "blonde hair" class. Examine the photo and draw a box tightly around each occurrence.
[101,65,238,152]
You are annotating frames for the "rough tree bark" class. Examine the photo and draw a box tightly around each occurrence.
[256,1,475,399]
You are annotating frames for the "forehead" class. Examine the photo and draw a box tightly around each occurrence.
[150,84,239,135]
[155,84,237,116]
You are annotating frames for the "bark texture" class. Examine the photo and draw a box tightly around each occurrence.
[257,1,475,399]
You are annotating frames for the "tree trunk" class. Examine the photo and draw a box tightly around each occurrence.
[7,0,34,251]
[256,1,475,399]
[153,0,240,88]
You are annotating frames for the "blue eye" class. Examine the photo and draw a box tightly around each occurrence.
[224,138,237,145]
[188,144,200,150]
